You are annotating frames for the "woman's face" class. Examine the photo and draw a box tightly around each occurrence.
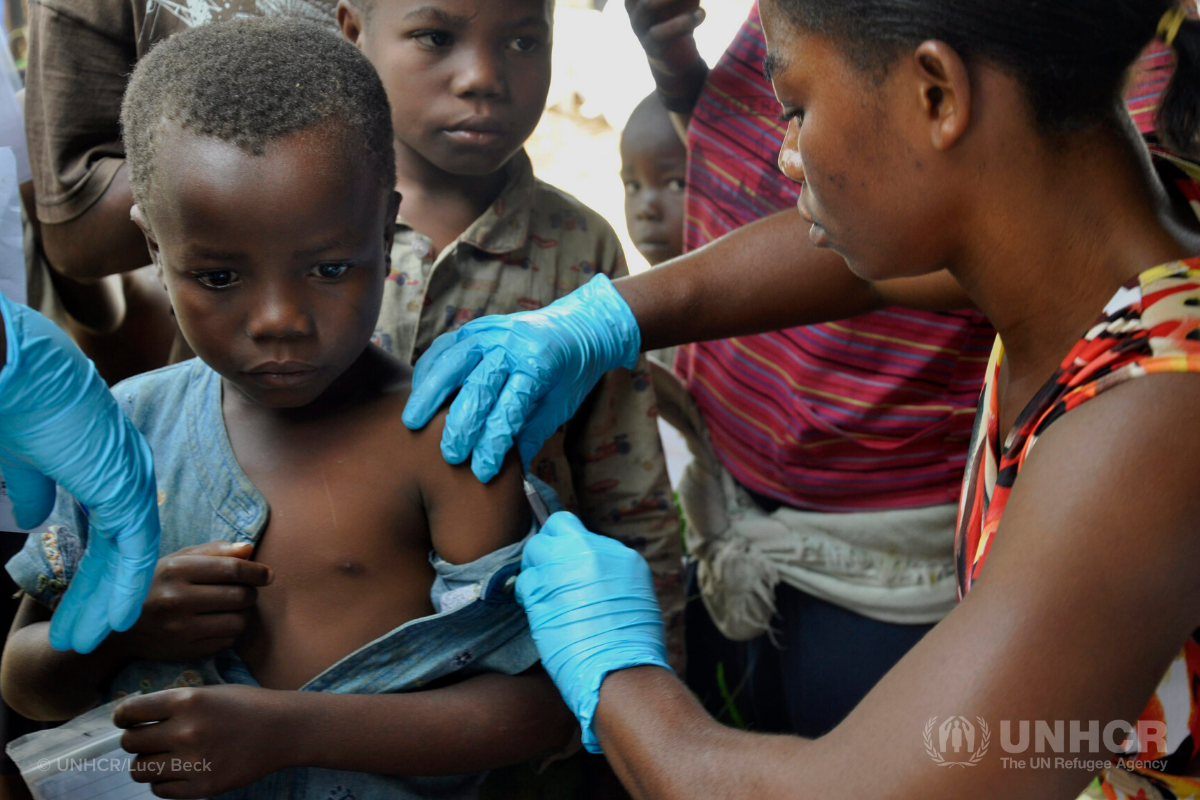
[760,1,967,281]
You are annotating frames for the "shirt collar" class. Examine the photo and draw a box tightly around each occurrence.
[394,149,536,256]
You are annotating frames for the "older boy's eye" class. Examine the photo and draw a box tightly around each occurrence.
[314,263,351,280]
[414,30,452,47]
[624,181,640,196]
[667,178,686,193]
[507,36,539,53]
[196,270,239,289]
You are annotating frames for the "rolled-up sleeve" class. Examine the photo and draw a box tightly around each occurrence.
[6,485,89,608]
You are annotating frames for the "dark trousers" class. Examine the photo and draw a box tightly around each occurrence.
[684,561,934,737]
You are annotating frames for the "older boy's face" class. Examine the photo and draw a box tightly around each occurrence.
[353,0,552,177]
[136,123,398,409]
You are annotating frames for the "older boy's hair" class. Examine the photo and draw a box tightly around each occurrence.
[121,16,395,212]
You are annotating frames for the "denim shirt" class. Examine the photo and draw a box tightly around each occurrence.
[7,359,557,800]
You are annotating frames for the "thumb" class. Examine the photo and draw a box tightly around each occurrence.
[178,540,254,559]
[1,463,56,530]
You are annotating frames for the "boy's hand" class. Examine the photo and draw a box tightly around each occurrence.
[116,684,290,798]
[626,0,705,80]
[117,541,271,662]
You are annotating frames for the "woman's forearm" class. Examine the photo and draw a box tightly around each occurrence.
[596,667,808,800]
[619,208,973,351]
[284,669,577,776]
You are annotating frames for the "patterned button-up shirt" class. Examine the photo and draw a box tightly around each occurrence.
[374,150,685,666]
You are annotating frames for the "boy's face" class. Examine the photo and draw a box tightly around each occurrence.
[342,0,552,178]
[620,111,687,266]
[134,123,399,409]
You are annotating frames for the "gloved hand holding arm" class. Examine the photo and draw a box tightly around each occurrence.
[402,274,641,482]
[0,293,159,654]
[514,511,670,752]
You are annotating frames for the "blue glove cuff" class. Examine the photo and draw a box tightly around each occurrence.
[578,656,673,753]
[562,274,641,372]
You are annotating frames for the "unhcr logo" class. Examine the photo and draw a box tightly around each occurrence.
[924,716,991,767]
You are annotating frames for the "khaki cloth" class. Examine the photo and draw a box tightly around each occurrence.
[650,358,957,642]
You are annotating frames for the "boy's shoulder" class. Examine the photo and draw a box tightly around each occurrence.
[111,359,209,421]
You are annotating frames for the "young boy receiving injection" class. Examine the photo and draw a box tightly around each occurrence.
[0,18,573,800]
[336,0,686,663]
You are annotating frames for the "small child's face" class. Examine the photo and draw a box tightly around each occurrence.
[345,0,552,178]
[620,113,687,266]
[134,123,399,409]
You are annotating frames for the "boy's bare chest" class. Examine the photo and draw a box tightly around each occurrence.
[225,414,436,689]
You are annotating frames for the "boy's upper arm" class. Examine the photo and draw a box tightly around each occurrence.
[416,410,532,566]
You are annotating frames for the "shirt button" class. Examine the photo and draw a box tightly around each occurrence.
[411,240,431,258]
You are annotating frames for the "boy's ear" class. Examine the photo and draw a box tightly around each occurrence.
[382,190,400,272]
[130,204,167,289]
[911,40,971,151]
[337,0,365,47]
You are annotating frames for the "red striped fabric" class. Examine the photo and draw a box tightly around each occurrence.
[676,4,995,512]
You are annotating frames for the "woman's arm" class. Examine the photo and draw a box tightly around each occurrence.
[621,208,973,351]
[530,373,1200,800]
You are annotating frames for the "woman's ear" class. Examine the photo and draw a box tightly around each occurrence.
[337,0,365,48]
[911,40,971,151]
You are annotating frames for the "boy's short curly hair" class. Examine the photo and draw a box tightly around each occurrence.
[121,16,395,213]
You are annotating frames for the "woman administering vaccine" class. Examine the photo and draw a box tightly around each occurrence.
[404,1,1200,796]
[0,294,159,654]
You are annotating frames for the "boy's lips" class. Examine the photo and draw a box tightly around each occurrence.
[242,361,320,389]
[443,116,507,147]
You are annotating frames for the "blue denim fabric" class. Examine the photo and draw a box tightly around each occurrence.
[7,359,559,800]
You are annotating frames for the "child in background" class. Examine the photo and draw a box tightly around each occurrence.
[1,18,572,800]
[621,93,687,272]
[336,0,686,669]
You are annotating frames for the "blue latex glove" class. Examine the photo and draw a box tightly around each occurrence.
[0,293,160,653]
[402,274,640,482]
[515,511,670,752]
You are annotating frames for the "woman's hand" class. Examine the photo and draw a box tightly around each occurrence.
[402,275,640,482]
[0,293,159,654]
[515,511,671,752]
[116,684,293,798]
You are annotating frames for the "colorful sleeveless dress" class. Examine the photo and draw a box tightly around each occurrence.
[955,260,1200,799]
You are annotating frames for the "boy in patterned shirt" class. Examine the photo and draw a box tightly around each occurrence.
[336,0,684,663]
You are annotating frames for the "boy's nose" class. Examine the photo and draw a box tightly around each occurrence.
[245,285,315,340]
[778,119,805,183]
[636,192,663,221]
[451,47,507,99]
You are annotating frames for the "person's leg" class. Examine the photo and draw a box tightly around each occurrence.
[773,584,935,738]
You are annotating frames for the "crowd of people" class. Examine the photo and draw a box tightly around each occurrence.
[0,0,1195,799]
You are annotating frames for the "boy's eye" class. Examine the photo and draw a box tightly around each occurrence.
[414,30,452,47]
[507,36,539,53]
[624,181,640,196]
[667,178,686,193]
[313,263,352,280]
[196,270,239,289]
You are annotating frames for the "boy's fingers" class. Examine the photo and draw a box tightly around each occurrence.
[191,611,250,640]
[175,555,272,587]
[186,584,258,613]
[175,540,254,559]
[114,693,175,729]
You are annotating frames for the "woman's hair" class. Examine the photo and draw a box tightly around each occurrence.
[771,0,1200,156]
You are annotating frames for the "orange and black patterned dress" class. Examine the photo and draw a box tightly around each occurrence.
[955,260,1200,799]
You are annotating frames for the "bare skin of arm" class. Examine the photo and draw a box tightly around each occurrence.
[590,373,1200,800]
[623,207,972,351]
[39,164,151,282]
